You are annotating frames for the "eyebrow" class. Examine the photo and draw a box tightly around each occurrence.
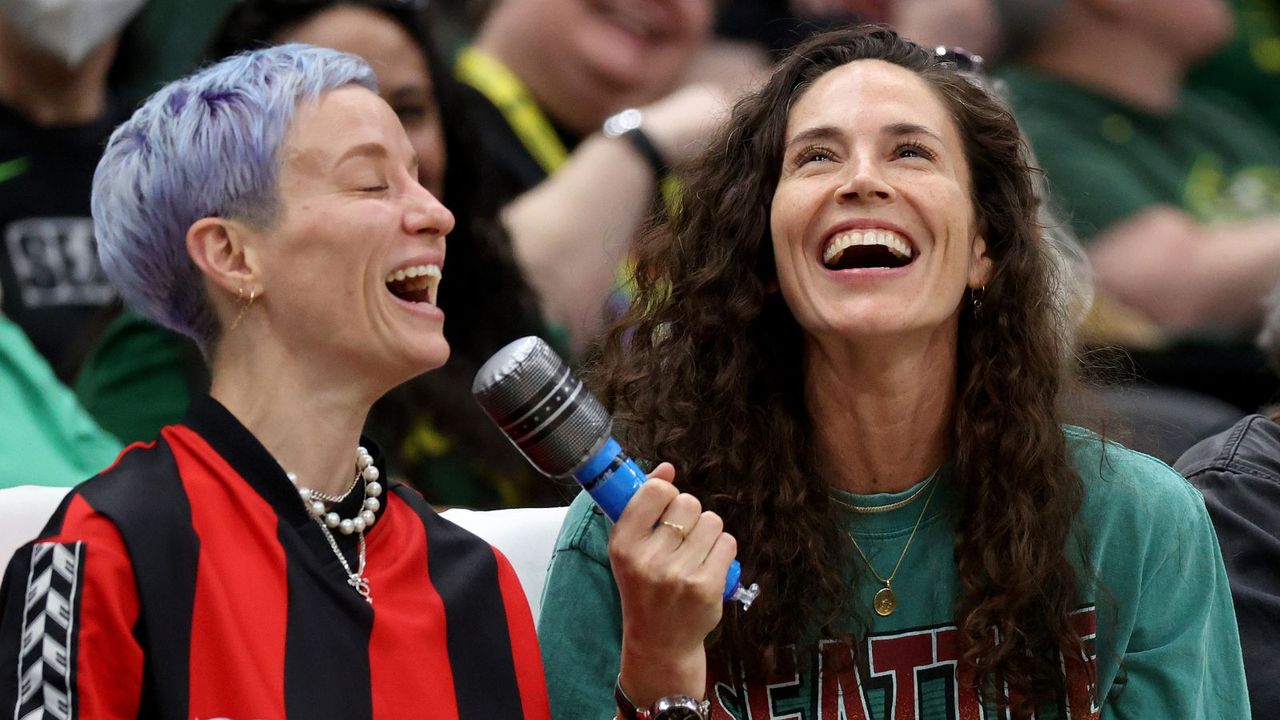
[334,142,420,175]
[334,141,390,168]
[784,122,945,150]
[885,122,943,143]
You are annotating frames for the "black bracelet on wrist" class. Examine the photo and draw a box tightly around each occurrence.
[619,127,670,180]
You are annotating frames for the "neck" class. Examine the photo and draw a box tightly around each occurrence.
[0,19,115,125]
[208,327,381,498]
[475,16,612,136]
[1020,9,1184,113]
[805,329,956,494]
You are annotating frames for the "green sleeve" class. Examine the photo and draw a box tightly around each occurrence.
[537,492,623,720]
[0,317,121,486]
[74,311,204,444]
[1095,456,1251,718]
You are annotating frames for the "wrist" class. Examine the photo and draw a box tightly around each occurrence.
[618,642,706,709]
[602,108,670,179]
[615,674,710,720]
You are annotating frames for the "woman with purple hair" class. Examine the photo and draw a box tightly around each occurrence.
[0,44,551,719]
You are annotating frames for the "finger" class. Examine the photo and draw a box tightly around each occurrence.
[612,478,678,543]
[655,493,702,547]
[673,510,724,565]
[698,531,739,582]
[648,461,676,484]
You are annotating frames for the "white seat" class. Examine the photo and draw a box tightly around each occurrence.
[441,505,568,622]
[0,485,568,623]
[0,485,72,569]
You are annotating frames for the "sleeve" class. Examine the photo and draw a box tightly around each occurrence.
[0,493,144,719]
[536,495,624,720]
[1101,475,1252,720]
[492,547,553,720]
[1180,453,1280,714]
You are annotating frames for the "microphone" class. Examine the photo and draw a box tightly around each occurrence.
[473,336,760,609]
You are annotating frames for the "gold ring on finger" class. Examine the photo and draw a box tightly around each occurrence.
[660,520,687,540]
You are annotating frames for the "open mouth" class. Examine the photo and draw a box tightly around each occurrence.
[384,264,441,306]
[822,230,914,271]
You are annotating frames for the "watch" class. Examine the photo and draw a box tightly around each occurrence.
[614,676,711,720]
[601,108,670,179]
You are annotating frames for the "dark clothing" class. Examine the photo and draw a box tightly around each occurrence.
[0,395,551,718]
[0,101,119,380]
[1175,414,1280,719]
[454,82,550,203]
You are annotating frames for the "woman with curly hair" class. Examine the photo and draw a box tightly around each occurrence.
[536,25,1249,720]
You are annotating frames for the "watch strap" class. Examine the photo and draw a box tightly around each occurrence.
[614,676,650,720]
[614,676,710,720]
[620,127,671,180]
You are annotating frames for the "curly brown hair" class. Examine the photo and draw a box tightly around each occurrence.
[588,25,1089,714]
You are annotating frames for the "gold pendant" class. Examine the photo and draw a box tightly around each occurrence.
[874,585,896,616]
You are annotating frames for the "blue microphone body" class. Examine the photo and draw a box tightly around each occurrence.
[572,437,745,601]
[472,336,758,609]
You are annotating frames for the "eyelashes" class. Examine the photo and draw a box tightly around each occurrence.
[786,140,938,170]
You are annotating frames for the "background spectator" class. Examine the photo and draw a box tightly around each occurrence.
[0,280,120,488]
[0,0,145,380]
[1175,285,1280,719]
[996,0,1280,414]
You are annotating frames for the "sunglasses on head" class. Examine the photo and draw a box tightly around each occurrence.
[933,46,984,74]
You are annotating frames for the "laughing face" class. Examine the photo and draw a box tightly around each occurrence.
[770,59,991,346]
[255,85,453,381]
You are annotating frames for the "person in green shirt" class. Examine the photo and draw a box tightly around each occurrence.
[996,0,1280,407]
[0,281,120,487]
[536,26,1250,720]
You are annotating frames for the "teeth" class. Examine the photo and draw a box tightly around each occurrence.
[385,264,443,305]
[385,264,441,284]
[822,230,912,265]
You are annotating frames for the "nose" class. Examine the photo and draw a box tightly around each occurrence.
[835,157,893,204]
[404,181,455,239]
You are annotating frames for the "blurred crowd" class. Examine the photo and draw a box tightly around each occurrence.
[2,0,1279,715]
[3,0,1280,498]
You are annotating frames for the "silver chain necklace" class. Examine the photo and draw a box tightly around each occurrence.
[287,446,383,603]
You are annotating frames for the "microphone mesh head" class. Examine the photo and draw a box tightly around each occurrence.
[472,336,612,477]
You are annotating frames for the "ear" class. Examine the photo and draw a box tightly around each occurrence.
[968,233,993,289]
[186,217,261,300]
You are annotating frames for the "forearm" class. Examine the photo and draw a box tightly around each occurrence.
[504,134,656,353]
[1179,218,1280,328]
[1090,209,1280,331]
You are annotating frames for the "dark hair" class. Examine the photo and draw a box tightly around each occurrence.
[589,25,1088,713]
[208,0,554,503]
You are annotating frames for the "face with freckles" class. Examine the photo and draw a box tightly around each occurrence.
[769,59,991,347]
[252,85,454,384]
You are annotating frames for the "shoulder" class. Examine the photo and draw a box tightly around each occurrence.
[1174,414,1280,483]
[552,491,612,567]
[1063,426,1212,543]
[997,68,1108,134]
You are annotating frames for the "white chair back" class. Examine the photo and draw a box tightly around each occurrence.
[440,505,568,621]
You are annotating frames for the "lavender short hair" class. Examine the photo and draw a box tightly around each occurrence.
[92,43,377,351]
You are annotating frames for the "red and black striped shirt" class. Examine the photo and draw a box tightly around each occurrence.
[0,395,551,719]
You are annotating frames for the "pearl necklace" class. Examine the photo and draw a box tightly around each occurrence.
[287,446,383,603]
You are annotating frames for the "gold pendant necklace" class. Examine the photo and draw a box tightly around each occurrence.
[843,474,940,617]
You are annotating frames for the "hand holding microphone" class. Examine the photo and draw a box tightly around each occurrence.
[471,336,760,609]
